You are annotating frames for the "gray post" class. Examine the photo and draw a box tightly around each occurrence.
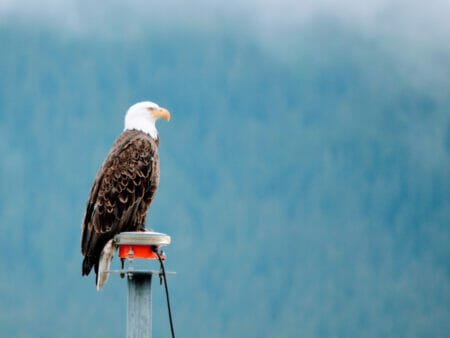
[112,232,173,338]
[127,273,152,338]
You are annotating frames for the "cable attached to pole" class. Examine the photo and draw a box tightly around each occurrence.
[152,246,176,338]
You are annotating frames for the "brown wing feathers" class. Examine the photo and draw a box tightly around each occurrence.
[81,130,159,276]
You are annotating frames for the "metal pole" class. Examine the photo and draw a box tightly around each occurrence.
[127,273,152,338]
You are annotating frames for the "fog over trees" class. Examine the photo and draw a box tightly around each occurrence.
[0,4,449,337]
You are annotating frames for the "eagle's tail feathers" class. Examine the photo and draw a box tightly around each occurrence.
[96,239,117,290]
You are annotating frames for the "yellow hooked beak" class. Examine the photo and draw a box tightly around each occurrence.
[152,107,171,121]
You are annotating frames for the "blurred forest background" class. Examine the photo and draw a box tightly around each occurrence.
[0,1,449,337]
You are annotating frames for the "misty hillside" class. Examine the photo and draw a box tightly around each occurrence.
[0,16,449,338]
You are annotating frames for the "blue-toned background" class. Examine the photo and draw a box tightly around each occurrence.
[0,1,449,337]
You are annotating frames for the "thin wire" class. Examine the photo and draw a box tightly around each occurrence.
[155,249,176,338]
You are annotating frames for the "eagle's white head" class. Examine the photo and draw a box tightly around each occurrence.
[124,101,171,139]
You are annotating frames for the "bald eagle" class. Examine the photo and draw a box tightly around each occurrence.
[81,101,170,289]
